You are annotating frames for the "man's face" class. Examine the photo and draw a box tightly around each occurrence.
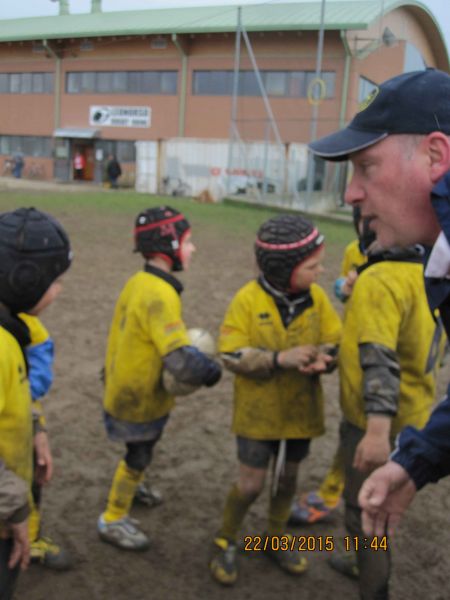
[344,135,441,247]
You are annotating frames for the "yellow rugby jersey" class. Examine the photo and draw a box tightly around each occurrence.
[0,327,33,489]
[219,280,342,439]
[340,239,367,277]
[104,270,190,423]
[19,313,49,346]
[339,261,443,435]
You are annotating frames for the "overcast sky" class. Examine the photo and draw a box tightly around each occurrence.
[1,0,449,56]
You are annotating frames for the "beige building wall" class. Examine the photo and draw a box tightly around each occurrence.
[0,4,445,181]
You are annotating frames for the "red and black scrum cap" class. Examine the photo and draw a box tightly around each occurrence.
[255,214,324,291]
[134,206,190,272]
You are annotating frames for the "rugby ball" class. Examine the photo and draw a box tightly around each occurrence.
[162,328,216,396]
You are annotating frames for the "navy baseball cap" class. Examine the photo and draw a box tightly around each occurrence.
[309,68,450,161]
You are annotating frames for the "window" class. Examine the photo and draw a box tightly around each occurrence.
[192,71,233,95]
[0,135,52,157]
[96,140,136,163]
[80,72,95,93]
[239,71,259,96]
[21,73,32,94]
[404,43,426,73]
[265,72,286,96]
[116,141,136,162]
[97,72,112,93]
[359,76,377,103]
[9,74,21,94]
[0,74,7,93]
[32,73,44,93]
[65,71,178,94]
[0,72,54,94]
[192,70,336,98]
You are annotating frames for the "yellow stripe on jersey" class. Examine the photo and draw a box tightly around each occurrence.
[219,280,342,440]
[104,270,190,423]
[18,313,50,347]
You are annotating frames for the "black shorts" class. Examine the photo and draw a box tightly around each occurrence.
[237,436,310,469]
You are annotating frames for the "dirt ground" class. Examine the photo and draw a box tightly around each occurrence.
[8,198,450,600]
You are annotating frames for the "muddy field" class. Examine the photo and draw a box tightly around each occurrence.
[5,193,450,600]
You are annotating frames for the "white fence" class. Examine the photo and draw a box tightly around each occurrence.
[135,137,341,211]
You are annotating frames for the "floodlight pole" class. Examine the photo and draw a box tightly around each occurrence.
[226,6,242,195]
[305,0,326,209]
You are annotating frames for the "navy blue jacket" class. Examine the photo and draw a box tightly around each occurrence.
[392,172,450,489]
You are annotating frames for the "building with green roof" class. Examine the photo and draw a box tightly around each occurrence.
[0,0,447,192]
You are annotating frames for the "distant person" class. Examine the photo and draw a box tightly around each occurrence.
[12,152,24,179]
[73,151,85,181]
[106,155,122,189]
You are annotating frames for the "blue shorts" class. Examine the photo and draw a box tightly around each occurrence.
[103,411,169,443]
[237,436,310,469]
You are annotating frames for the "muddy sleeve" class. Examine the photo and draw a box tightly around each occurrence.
[220,347,276,379]
[0,461,29,524]
[163,346,221,387]
[359,342,400,417]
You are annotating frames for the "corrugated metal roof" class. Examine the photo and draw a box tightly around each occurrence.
[0,1,438,41]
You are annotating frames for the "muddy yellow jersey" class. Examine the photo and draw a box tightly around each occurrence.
[339,261,442,435]
[104,270,190,423]
[340,239,367,277]
[219,280,342,439]
[0,327,33,488]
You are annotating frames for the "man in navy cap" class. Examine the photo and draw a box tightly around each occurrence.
[309,66,450,574]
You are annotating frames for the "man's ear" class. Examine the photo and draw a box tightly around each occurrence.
[427,132,450,183]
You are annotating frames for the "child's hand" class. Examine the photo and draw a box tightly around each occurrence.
[342,269,358,297]
[34,431,53,485]
[299,352,334,375]
[277,345,317,369]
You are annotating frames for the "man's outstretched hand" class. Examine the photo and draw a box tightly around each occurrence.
[358,461,417,537]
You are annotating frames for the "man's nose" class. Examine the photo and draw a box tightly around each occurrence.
[344,177,363,206]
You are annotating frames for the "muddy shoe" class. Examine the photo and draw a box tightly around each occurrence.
[264,534,308,575]
[328,551,359,580]
[133,482,163,508]
[97,514,150,551]
[209,537,238,586]
[30,536,72,570]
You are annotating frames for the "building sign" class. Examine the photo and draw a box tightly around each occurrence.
[89,105,151,128]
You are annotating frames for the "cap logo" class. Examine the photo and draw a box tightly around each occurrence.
[357,86,379,113]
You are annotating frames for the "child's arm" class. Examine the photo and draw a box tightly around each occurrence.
[26,338,54,401]
[221,344,317,379]
[334,270,358,303]
[163,346,221,387]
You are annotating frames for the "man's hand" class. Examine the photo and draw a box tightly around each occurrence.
[8,520,30,571]
[353,431,391,472]
[358,461,417,537]
[34,431,53,485]
[277,345,317,370]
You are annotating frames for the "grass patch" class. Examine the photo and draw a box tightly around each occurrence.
[0,190,354,244]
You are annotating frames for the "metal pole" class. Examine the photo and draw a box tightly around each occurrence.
[241,28,283,148]
[305,0,326,210]
[226,6,242,196]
